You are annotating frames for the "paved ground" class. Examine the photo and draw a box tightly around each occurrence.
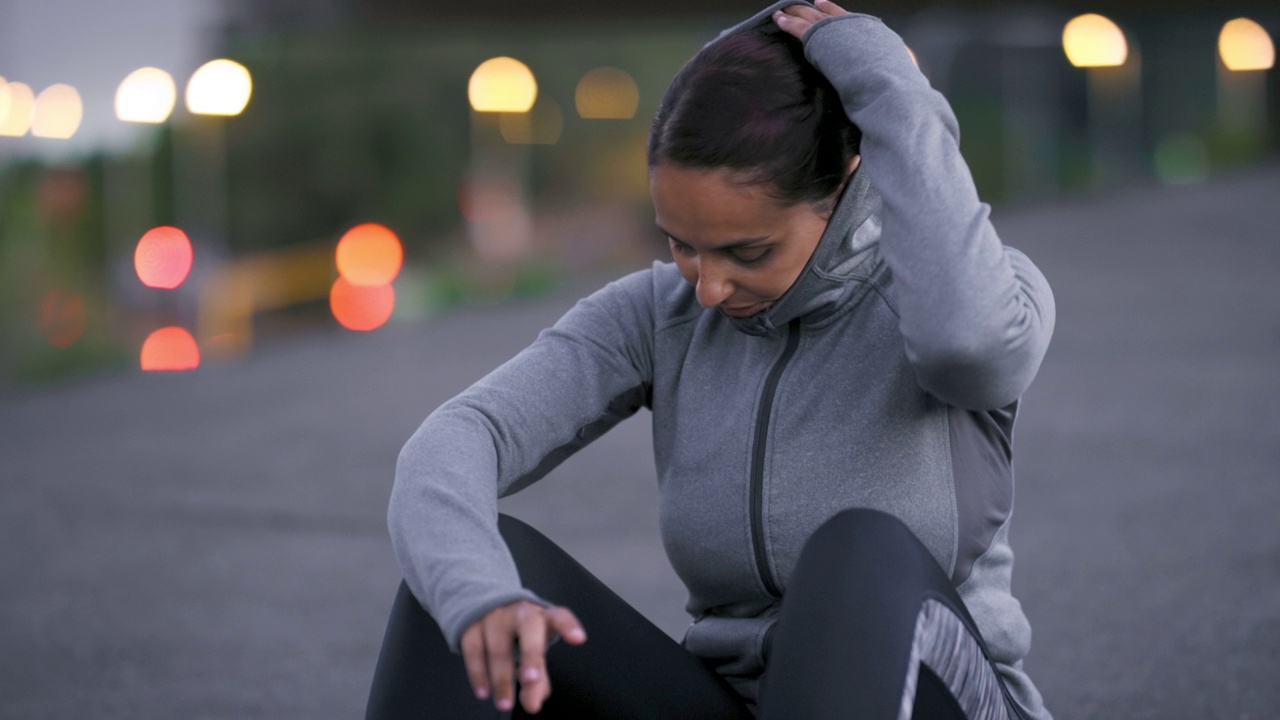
[2,164,1279,719]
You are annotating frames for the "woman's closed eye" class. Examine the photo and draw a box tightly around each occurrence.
[668,237,696,256]
[728,246,771,265]
[669,237,772,266]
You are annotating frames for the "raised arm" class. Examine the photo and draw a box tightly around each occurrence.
[776,1,1054,409]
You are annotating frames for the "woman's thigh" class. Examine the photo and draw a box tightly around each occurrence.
[366,514,752,720]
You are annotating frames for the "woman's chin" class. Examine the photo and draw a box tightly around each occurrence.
[720,302,769,318]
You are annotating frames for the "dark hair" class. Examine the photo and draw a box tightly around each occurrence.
[647,28,862,208]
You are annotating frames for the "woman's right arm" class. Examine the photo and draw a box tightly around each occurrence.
[387,268,656,707]
[778,2,1055,411]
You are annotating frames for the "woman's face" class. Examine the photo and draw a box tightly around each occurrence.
[649,161,855,318]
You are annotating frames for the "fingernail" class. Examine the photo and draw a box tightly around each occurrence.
[568,629,586,642]
[522,666,540,682]
[496,698,514,711]
[475,687,490,700]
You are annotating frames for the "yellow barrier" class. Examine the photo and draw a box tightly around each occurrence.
[197,242,335,357]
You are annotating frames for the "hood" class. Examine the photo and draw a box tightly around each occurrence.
[703,1,885,337]
[729,166,882,336]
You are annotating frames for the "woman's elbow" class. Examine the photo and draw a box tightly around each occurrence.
[912,332,1049,409]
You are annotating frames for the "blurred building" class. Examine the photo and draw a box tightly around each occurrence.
[1,0,1276,390]
[222,0,1278,24]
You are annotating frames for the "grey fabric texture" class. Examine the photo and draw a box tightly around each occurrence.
[902,599,1011,720]
[388,4,1054,718]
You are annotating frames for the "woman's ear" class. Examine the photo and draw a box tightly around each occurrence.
[814,156,865,221]
[818,154,863,219]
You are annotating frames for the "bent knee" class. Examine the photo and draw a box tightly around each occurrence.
[810,507,917,547]
[799,507,942,579]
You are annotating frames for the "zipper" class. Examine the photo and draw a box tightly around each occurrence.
[750,319,802,598]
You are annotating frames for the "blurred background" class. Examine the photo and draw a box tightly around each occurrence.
[0,0,1276,388]
[2,0,1279,718]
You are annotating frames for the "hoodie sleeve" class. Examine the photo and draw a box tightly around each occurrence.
[802,13,1055,410]
[388,269,655,651]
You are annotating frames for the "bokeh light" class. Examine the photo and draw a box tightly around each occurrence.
[0,77,11,126]
[141,327,201,371]
[1063,14,1128,68]
[135,226,194,289]
[186,59,253,116]
[468,57,537,113]
[499,97,564,145]
[116,67,178,123]
[31,84,83,139]
[335,223,404,286]
[1219,19,1275,72]
[38,288,87,349]
[574,67,639,119]
[330,278,395,331]
[0,81,35,137]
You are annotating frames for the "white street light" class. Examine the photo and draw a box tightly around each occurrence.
[186,59,253,116]
[117,67,178,123]
[0,77,11,128]
[31,84,83,139]
[0,80,35,137]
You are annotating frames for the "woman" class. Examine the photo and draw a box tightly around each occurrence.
[367,1,1055,718]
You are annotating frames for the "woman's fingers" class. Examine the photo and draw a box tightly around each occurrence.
[516,604,551,713]
[460,601,586,714]
[483,612,517,712]
[460,624,491,701]
[773,0,849,39]
[545,606,588,645]
[781,2,825,22]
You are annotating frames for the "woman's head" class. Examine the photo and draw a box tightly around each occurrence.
[647,28,862,316]
[648,28,861,208]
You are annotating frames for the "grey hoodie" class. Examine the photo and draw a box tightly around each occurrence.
[389,4,1054,718]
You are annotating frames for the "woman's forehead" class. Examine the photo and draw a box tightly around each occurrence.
[650,165,788,239]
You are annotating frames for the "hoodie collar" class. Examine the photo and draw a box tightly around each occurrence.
[704,1,884,337]
[727,168,881,336]
[711,0,814,43]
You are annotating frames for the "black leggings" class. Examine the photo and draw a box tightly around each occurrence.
[366,509,1022,719]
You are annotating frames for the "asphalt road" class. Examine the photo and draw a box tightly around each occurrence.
[2,164,1278,718]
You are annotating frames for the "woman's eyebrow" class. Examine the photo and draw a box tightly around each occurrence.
[655,224,772,251]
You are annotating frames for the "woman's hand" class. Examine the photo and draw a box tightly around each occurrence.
[460,599,587,714]
[772,0,849,39]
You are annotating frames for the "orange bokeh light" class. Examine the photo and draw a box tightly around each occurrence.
[330,277,395,331]
[140,326,201,371]
[135,226,194,289]
[38,287,87,349]
[335,223,403,287]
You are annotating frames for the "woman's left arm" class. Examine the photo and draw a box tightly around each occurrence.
[777,1,1055,410]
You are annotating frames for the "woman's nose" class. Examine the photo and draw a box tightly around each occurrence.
[694,258,734,308]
